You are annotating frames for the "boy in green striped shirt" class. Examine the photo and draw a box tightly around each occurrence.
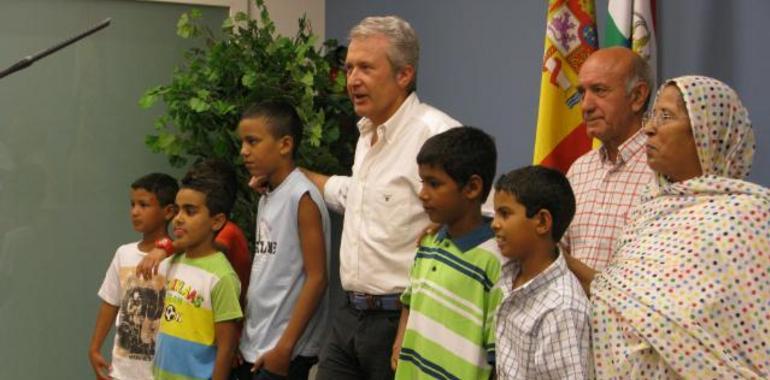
[392,126,503,380]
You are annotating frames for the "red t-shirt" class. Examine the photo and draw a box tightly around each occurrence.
[215,220,252,306]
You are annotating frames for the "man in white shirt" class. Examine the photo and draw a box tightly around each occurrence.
[303,15,460,380]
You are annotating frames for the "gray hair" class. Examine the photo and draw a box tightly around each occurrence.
[625,53,653,110]
[349,16,419,92]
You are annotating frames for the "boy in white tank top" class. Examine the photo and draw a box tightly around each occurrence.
[234,101,331,380]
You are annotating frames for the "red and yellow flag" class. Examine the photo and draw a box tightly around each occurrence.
[533,0,598,173]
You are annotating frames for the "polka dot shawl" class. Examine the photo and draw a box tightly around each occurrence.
[590,76,770,379]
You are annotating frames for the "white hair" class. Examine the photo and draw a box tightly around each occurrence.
[349,15,419,92]
[625,53,653,110]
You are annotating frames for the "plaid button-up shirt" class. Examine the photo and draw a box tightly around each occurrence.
[561,130,654,270]
[494,253,592,379]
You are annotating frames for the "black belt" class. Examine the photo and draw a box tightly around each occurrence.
[346,291,402,311]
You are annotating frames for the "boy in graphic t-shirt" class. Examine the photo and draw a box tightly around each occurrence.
[88,173,178,380]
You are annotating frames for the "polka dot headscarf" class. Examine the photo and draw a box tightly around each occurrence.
[663,75,755,179]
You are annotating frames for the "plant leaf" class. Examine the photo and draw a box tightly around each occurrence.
[188,97,210,112]
[196,89,210,99]
[177,12,193,38]
[300,71,313,86]
[138,89,160,108]
[157,132,177,150]
[234,11,249,22]
[222,17,234,30]
[242,72,257,88]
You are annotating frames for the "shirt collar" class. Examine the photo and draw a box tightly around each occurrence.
[264,167,299,196]
[435,220,494,253]
[357,92,419,144]
[506,248,568,297]
[599,129,647,165]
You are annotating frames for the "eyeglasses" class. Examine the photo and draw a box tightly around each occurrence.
[642,110,684,128]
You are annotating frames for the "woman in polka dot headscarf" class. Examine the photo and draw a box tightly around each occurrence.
[588,76,770,379]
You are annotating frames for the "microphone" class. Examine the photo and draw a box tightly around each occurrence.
[0,17,112,80]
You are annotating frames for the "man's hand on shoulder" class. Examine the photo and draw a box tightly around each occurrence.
[416,223,440,247]
[248,176,269,194]
[299,167,330,193]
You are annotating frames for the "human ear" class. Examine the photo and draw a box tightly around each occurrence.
[631,82,650,113]
[163,204,177,222]
[463,174,483,201]
[211,213,226,232]
[279,135,294,157]
[534,209,553,236]
[396,64,415,90]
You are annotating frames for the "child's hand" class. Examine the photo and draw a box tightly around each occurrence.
[252,345,292,376]
[232,350,244,368]
[88,350,112,380]
[390,343,401,371]
[135,248,166,280]
[391,308,409,371]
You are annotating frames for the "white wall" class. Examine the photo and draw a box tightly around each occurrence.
[141,0,326,39]
[260,0,325,40]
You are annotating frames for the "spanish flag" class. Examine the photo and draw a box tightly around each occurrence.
[533,0,598,173]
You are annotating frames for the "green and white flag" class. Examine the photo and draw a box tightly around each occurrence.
[605,0,657,85]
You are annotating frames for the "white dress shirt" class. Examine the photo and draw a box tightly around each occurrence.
[324,93,460,294]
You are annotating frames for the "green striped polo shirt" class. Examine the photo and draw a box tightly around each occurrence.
[396,223,505,380]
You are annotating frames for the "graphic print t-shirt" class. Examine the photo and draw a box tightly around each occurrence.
[98,242,168,380]
[153,252,242,380]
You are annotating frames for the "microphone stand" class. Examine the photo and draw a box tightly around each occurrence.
[0,18,111,80]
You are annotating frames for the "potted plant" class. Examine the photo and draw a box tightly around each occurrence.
[139,0,356,244]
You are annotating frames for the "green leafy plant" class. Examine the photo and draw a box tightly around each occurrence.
[140,0,356,244]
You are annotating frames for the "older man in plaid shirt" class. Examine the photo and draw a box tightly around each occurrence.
[561,47,654,293]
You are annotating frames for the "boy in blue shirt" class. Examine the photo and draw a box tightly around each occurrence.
[233,101,330,380]
[392,126,504,379]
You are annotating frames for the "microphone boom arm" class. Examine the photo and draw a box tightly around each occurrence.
[0,17,111,80]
